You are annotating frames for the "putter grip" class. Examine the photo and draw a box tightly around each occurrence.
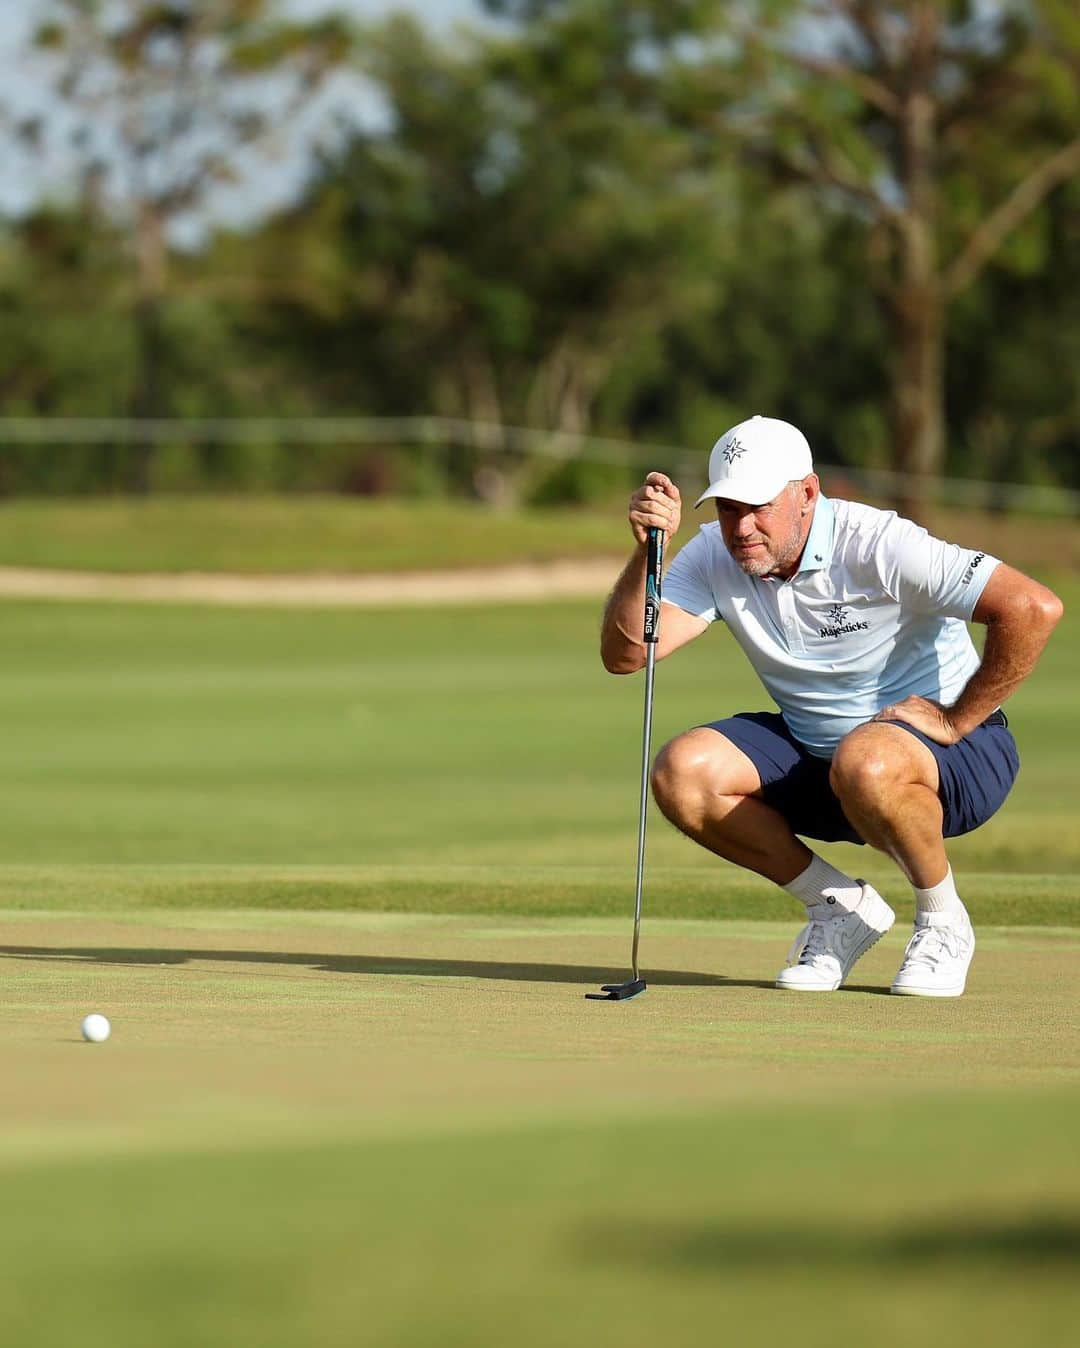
[643,526,664,644]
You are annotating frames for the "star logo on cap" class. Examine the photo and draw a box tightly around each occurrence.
[721,436,747,465]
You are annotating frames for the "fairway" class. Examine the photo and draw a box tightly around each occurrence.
[0,495,1075,574]
[1,591,1078,908]
[1,592,1077,1346]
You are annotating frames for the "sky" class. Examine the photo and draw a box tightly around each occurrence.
[0,1,485,42]
[288,0,482,22]
[0,1,490,232]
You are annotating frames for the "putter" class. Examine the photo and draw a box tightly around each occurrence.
[587,524,664,1002]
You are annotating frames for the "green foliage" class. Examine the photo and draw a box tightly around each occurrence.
[0,2,1076,496]
[526,456,633,506]
[0,213,131,415]
[3,0,354,487]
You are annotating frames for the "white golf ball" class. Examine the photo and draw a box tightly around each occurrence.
[81,1013,111,1043]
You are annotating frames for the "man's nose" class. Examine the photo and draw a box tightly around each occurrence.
[733,512,755,536]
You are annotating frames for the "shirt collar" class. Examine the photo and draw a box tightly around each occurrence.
[796,494,834,574]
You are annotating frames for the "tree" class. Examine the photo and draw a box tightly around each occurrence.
[4,0,351,488]
[249,10,741,501]
[735,0,1080,514]
[487,1,1080,514]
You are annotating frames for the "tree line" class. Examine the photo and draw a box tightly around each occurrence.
[0,0,1076,515]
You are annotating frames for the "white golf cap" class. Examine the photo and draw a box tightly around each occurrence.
[694,416,813,507]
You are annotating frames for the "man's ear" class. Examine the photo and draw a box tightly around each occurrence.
[801,474,820,513]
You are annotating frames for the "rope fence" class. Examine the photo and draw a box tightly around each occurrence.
[0,417,1075,515]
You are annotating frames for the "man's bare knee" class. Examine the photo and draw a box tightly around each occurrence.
[651,728,759,825]
[830,724,936,805]
[652,733,701,817]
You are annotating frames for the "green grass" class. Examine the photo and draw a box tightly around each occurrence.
[0,495,630,573]
[0,864,1077,925]
[0,493,1075,575]
[0,588,1076,1346]
[0,591,1076,920]
[2,908,1078,1348]
[3,1092,1078,1348]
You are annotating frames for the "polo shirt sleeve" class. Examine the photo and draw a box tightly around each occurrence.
[661,530,721,623]
[879,516,1000,620]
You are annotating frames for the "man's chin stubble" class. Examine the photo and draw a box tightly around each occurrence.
[734,543,801,578]
[734,551,777,577]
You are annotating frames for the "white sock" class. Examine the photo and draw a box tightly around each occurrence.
[783,854,863,913]
[913,865,964,917]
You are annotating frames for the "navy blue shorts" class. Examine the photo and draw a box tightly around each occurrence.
[704,711,1020,844]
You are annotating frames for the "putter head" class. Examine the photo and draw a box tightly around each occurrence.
[585,979,646,1001]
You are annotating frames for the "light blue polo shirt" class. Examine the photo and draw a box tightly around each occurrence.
[662,496,1000,758]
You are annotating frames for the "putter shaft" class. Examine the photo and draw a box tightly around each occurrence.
[631,641,656,981]
[589,525,662,1003]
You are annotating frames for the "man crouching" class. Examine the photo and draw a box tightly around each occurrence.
[601,417,1062,996]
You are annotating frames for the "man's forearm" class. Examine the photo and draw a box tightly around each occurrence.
[876,572,1062,745]
[600,547,650,673]
[948,607,1060,736]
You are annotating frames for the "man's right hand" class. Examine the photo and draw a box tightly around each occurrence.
[629,472,681,546]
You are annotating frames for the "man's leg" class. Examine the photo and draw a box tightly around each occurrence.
[649,727,812,884]
[828,722,949,886]
[651,725,895,991]
[830,723,975,997]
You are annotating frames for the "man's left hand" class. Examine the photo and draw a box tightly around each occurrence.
[873,696,962,746]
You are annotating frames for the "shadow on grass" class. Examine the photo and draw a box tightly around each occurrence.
[0,943,752,988]
[576,1213,1080,1271]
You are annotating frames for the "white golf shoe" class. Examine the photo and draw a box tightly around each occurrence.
[890,909,975,998]
[775,882,895,992]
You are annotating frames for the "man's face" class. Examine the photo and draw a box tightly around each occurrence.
[715,480,812,578]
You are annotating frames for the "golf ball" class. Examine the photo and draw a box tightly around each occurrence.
[81,1013,111,1043]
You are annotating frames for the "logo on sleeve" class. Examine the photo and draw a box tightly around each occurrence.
[961,552,986,586]
[819,603,869,640]
[721,436,747,465]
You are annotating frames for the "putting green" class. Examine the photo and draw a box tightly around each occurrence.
[4,911,1078,1155]
[1,911,1077,1347]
